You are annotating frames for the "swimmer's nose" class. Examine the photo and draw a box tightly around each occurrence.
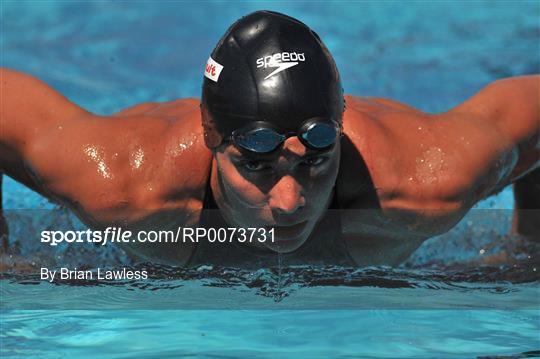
[268,175,305,215]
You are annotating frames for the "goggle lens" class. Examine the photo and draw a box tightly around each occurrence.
[300,122,338,149]
[232,120,339,154]
[234,128,285,153]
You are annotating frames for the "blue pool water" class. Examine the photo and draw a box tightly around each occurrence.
[1,1,539,358]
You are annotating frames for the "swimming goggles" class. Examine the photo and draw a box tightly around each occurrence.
[230,118,341,154]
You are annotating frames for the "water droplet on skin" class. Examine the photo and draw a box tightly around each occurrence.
[415,146,445,185]
[57,125,63,130]
[169,140,193,156]
[83,144,113,179]
[418,126,423,131]
[131,147,145,169]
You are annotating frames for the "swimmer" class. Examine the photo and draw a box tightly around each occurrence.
[0,11,538,267]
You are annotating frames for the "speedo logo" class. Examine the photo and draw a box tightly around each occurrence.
[256,52,306,79]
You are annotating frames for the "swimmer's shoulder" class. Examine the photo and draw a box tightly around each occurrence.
[337,95,401,205]
[111,97,211,208]
[157,101,213,210]
[338,95,430,207]
[116,99,212,215]
[25,97,211,222]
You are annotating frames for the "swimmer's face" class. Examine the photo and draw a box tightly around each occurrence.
[212,136,341,253]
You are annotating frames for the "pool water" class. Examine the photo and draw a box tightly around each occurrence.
[1,1,539,358]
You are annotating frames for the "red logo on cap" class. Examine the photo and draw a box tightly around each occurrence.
[205,63,216,76]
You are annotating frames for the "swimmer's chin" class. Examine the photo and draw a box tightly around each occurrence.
[262,220,316,253]
[263,234,309,253]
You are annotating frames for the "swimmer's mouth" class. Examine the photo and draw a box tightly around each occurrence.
[265,221,309,239]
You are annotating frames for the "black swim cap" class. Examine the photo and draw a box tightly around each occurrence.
[201,10,344,149]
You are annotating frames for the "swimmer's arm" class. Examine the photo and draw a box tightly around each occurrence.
[443,75,539,200]
[0,68,91,190]
[0,68,90,159]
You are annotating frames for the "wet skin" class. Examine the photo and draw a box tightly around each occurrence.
[1,68,539,266]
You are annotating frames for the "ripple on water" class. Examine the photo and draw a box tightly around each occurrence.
[2,258,538,310]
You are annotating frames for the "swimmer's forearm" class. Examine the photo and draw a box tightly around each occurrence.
[0,68,89,154]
